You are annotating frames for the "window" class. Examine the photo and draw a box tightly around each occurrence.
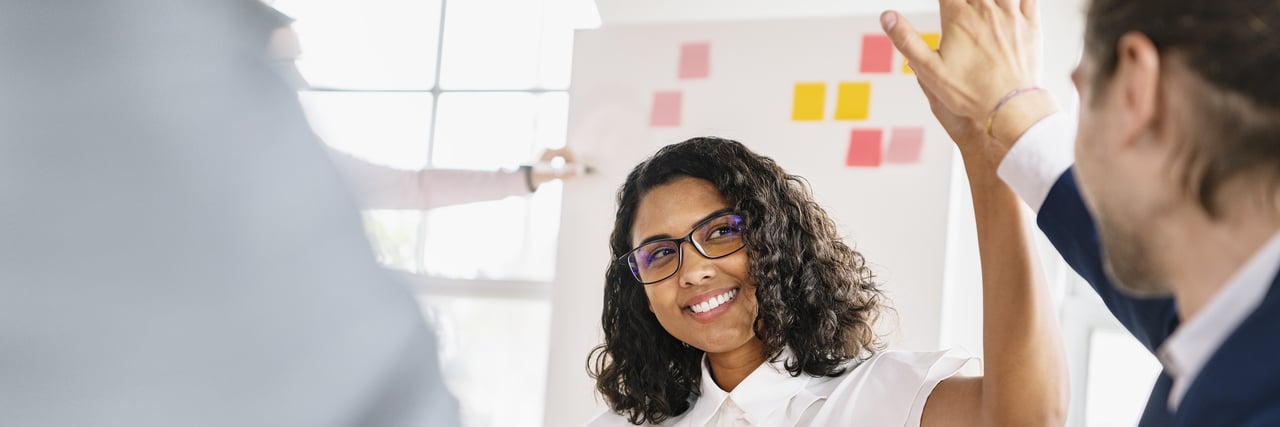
[1060,275,1163,427]
[1085,329,1161,427]
[269,1,598,425]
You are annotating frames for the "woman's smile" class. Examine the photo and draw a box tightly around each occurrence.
[683,287,740,323]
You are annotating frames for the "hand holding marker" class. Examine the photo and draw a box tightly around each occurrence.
[529,147,594,189]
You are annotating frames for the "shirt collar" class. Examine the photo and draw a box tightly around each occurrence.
[1158,231,1280,410]
[683,348,813,426]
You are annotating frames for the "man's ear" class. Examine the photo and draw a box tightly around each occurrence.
[1112,32,1163,148]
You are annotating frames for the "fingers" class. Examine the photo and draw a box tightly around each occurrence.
[992,0,1019,12]
[1020,0,1038,19]
[558,149,579,164]
[992,0,1039,21]
[538,149,557,162]
[880,11,941,77]
[539,147,575,163]
[558,166,581,180]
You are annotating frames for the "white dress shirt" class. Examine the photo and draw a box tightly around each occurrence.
[587,350,972,426]
[997,112,1280,410]
[995,112,1078,213]
[1158,232,1280,408]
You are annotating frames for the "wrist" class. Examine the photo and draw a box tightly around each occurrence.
[990,91,1058,152]
[958,137,1006,176]
[519,165,537,192]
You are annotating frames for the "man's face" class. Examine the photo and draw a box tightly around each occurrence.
[1071,51,1175,296]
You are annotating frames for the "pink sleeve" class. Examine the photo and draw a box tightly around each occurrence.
[328,149,532,210]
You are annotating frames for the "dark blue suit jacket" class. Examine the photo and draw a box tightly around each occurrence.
[1039,168,1280,426]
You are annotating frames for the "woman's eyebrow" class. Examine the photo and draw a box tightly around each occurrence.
[634,208,735,247]
[636,233,674,246]
[698,208,735,224]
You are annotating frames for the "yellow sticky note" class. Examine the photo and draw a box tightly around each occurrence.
[834,82,871,121]
[903,32,942,74]
[791,82,827,121]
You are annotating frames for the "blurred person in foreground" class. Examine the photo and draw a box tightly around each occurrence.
[0,1,459,426]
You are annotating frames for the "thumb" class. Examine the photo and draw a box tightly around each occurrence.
[553,148,579,164]
[880,11,939,76]
[538,148,562,163]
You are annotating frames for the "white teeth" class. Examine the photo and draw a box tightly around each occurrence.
[690,289,738,314]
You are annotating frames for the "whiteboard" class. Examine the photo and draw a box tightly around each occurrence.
[544,13,964,425]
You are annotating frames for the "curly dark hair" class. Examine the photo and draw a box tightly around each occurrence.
[587,137,885,425]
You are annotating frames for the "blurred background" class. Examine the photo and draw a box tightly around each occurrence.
[265,1,1160,426]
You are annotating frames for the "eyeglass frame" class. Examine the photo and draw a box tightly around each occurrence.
[616,211,747,285]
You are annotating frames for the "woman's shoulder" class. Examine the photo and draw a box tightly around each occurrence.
[816,349,974,384]
[804,349,977,426]
[859,349,975,375]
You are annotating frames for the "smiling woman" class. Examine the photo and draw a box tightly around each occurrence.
[586,137,1067,426]
[627,181,764,376]
[588,138,898,425]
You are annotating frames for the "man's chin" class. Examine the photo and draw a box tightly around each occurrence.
[1103,255,1173,298]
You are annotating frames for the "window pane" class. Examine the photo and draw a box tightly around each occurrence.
[298,91,433,169]
[432,93,538,169]
[421,198,530,279]
[424,92,563,281]
[272,0,441,89]
[1086,329,1161,427]
[421,296,550,427]
[537,0,575,89]
[418,189,560,282]
[438,0,543,88]
[522,183,563,281]
[297,91,433,272]
[535,93,570,149]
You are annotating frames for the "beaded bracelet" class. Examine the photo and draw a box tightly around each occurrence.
[985,86,1045,138]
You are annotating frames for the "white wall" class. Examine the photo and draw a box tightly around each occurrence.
[545,2,1086,426]
[592,0,1084,107]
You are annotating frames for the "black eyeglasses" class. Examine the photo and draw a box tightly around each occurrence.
[619,212,746,285]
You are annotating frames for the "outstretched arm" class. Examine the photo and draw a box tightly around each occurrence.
[327,148,582,210]
[881,3,1068,423]
[884,0,1179,355]
[920,135,1069,427]
[328,149,532,210]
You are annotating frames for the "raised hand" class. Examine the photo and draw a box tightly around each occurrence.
[882,0,1057,152]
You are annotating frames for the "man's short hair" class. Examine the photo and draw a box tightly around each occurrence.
[1085,0,1280,215]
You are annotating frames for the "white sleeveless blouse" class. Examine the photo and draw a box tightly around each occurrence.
[587,350,973,427]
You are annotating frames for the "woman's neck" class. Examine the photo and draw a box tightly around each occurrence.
[705,337,766,392]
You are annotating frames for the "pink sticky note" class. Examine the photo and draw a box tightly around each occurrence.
[846,129,883,167]
[860,34,894,73]
[887,127,925,164]
[650,91,682,127]
[679,42,711,79]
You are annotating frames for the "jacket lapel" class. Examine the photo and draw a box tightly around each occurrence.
[1138,374,1174,427]
[1175,274,1280,426]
